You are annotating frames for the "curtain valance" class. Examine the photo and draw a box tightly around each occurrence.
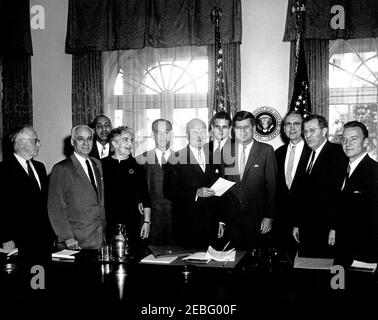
[283,0,378,41]
[0,0,33,56]
[65,0,242,53]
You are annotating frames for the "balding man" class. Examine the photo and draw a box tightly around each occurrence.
[0,125,54,258]
[48,125,106,250]
[163,118,223,249]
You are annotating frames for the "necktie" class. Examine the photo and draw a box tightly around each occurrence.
[285,145,296,189]
[343,163,351,189]
[306,150,316,175]
[85,159,98,196]
[161,151,166,166]
[214,144,221,165]
[240,145,247,179]
[198,150,205,172]
[26,160,40,189]
[101,145,106,158]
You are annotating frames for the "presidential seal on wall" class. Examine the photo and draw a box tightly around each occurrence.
[253,106,282,141]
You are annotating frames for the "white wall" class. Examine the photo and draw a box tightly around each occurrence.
[31,0,72,172]
[241,0,290,149]
[28,0,289,172]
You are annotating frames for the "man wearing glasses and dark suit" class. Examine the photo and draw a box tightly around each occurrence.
[0,125,54,259]
[293,114,347,258]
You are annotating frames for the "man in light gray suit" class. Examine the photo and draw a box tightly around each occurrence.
[48,125,106,250]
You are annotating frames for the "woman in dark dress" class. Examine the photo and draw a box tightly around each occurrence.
[102,126,151,251]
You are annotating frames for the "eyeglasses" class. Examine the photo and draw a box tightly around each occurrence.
[303,127,321,136]
[284,122,301,128]
[20,138,40,144]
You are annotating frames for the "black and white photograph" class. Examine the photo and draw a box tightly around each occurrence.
[0,0,378,317]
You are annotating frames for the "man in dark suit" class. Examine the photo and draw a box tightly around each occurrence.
[48,125,106,250]
[275,111,311,256]
[206,111,233,177]
[0,125,54,258]
[137,119,174,246]
[163,118,223,249]
[293,115,347,258]
[89,115,112,160]
[338,121,378,262]
[223,111,278,250]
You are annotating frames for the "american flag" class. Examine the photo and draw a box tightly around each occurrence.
[289,0,311,117]
[212,7,227,113]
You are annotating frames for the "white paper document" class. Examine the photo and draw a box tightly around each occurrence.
[210,178,235,196]
[0,248,18,257]
[182,252,211,263]
[52,249,79,260]
[206,246,236,262]
[140,254,178,264]
[293,254,334,270]
[351,260,377,272]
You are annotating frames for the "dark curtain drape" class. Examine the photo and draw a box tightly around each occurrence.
[72,52,103,126]
[288,40,329,117]
[208,43,241,118]
[284,0,378,41]
[0,0,33,155]
[67,0,242,121]
[66,0,242,53]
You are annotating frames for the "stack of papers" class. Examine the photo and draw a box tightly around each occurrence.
[52,249,79,260]
[351,260,377,272]
[182,252,211,264]
[140,254,178,264]
[293,254,334,270]
[0,248,18,257]
[206,246,236,262]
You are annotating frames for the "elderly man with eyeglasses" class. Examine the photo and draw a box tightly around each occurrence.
[292,114,348,258]
[275,111,312,258]
[0,125,54,260]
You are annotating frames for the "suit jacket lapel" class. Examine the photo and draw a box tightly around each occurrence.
[90,158,103,202]
[242,141,258,178]
[187,145,205,175]
[71,154,98,201]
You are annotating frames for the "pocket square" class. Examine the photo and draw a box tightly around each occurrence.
[215,169,219,173]
[254,164,260,168]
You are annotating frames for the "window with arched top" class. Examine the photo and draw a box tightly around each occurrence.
[103,46,209,155]
[329,38,378,160]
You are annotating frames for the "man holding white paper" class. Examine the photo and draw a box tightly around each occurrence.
[164,119,224,249]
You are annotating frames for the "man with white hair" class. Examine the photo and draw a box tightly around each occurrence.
[0,124,54,258]
[163,118,224,248]
[48,124,106,250]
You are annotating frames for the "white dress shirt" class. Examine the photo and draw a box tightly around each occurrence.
[74,152,97,187]
[96,141,110,159]
[154,148,171,166]
[14,153,41,189]
[284,139,305,181]
[306,139,327,171]
[189,145,206,172]
[237,140,254,173]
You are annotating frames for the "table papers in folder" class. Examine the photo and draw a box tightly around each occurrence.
[140,254,178,264]
[52,249,79,260]
[183,246,236,263]
[293,253,334,270]
[210,178,235,196]
[351,260,377,272]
